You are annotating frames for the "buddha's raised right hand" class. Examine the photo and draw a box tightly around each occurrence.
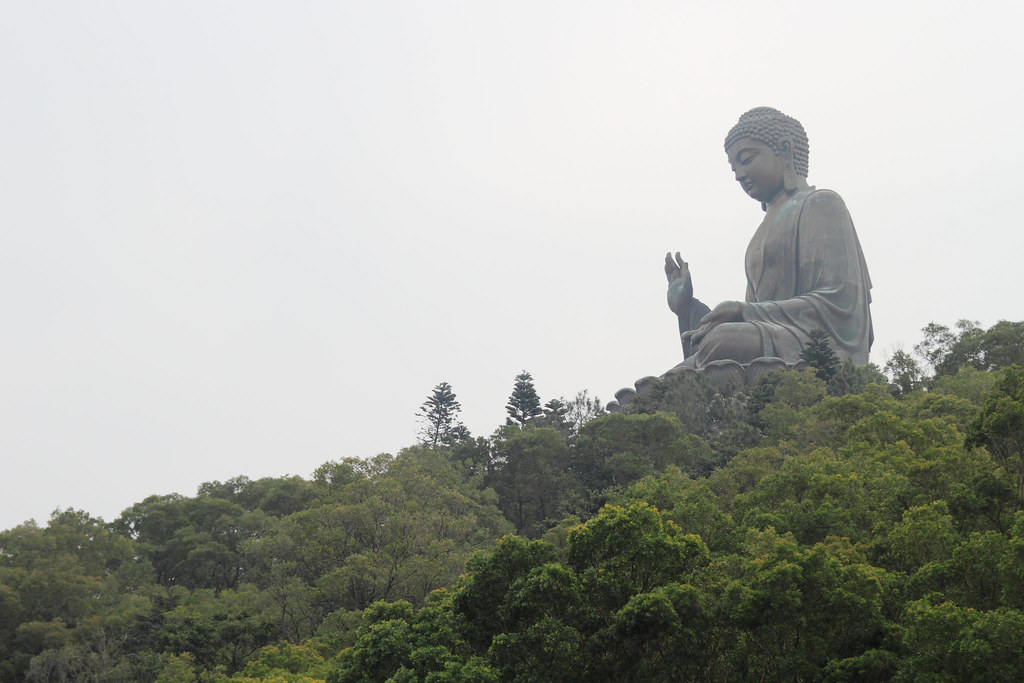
[665,251,694,315]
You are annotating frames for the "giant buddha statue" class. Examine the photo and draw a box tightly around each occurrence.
[665,107,873,373]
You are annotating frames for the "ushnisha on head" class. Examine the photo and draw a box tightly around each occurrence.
[724,107,810,178]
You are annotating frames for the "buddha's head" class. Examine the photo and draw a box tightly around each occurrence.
[724,107,810,205]
[724,107,809,176]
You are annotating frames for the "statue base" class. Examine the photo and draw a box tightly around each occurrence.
[608,356,808,412]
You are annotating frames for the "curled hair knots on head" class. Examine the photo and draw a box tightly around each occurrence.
[724,107,810,178]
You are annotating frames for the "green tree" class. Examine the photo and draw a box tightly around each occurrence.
[567,502,709,611]
[914,321,959,374]
[827,359,887,397]
[486,428,573,536]
[979,320,1024,371]
[0,510,157,683]
[155,585,278,675]
[627,371,760,462]
[564,390,606,439]
[935,319,988,376]
[539,398,568,429]
[800,327,841,384]
[197,474,317,518]
[918,319,1024,379]
[452,535,560,653]
[714,532,894,681]
[614,466,738,553]
[967,365,1024,505]
[529,398,571,438]
[445,504,713,682]
[247,447,511,637]
[532,391,607,443]
[898,598,1024,681]
[886,501,958,572]
[329,594,501,683]
[450,436,494,478]
[417,382,469,448]
[505,371,543,426]
[114,494,268,591]
[542,397,567,421]
[229,642,331,681]
[572,412,713,503]
[884,349,923,396]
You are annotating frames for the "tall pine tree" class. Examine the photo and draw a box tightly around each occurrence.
[506,371,543,426]
[800,328,840,384]
[417,382,469,448]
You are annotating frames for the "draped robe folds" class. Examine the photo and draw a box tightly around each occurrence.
[695,187,873,366]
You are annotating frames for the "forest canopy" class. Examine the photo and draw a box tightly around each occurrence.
[3,320,1024,682]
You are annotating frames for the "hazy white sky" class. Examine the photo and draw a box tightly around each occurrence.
[2,1,1022,530]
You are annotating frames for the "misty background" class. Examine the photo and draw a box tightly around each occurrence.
[2,1,1022,530]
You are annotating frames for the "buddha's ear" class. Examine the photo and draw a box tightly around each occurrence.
[778,137,799,192]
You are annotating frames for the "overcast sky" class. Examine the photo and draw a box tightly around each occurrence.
[2,1,1022,531]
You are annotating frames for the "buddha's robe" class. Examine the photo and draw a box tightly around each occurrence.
[694,187,873,366]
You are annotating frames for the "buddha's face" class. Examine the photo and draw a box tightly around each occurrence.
[726,138,785,204]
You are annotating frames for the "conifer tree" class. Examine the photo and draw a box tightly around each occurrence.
[417,382,469,448]
[542,398,568,426]
[800,328,840,384]
[506,371,543,426]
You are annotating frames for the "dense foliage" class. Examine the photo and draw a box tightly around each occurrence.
[3,320,1024,681]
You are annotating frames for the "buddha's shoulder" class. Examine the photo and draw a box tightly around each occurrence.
[800,187,852,215]
[803,187,847,206]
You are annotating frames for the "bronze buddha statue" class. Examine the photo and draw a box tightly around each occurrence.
[665,107,873,371]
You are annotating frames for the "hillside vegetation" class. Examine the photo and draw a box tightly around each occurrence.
[3,320,1024,682]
